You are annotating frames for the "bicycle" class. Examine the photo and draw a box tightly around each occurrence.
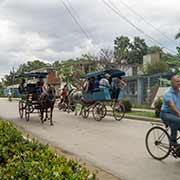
[145,122,180,160]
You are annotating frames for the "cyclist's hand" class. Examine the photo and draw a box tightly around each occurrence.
[177,112,180,117]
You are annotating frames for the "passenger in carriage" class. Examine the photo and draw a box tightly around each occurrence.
[18,79,26,94]
[94,75,101,89]
[41,82,48,95]
[60,84,68,104]
[36,78,44,94]
[87,77,96,92]
[108,75,113,86]
[112,76,127,100]
[99,73,111,89]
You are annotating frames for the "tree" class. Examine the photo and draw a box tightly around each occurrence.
[2,60,49,86]
[98,48,114,68]
[176,46,180,56]
[145,61,169,75]
[175,30,180,57]
[54,54,97,87]
[114,36,130,63]
[16,60,49,76]
[127,37,147,64]
[161,52,180,66]
[114,36,147,65]
[0,82,4,96]
[175,30,180,39]
[127,50,141,64]
[147,46,162,55]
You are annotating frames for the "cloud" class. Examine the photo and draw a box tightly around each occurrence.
[0,0,179,78]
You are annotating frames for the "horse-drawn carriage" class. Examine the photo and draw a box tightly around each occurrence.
[18,72,55,125]
[68,69,126,121]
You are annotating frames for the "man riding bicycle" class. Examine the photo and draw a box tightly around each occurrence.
[160,75,180,147]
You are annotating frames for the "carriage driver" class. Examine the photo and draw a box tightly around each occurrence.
[18,79,26,94]
[160,75,180,147]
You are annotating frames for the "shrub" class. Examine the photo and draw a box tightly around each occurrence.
[122,98,132,112]
[0,119,97,180]
[154,97,163,117]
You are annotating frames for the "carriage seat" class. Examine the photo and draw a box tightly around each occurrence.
[92,88,101,92]
[26,84,42,94]
[84,88,111,101]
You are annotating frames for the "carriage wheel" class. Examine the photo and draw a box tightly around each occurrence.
[19,101,24,119]
[100,103,107,118]
[25,105,30,121]
[58,102,67,111]
[81,107,90,119]
[145,126,171,160]
[92,103,106,121]
[40,112,44,124]
[113,102,125,121]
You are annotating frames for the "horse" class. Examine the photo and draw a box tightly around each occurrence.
[39,85,56,126]
[67,89,84,115]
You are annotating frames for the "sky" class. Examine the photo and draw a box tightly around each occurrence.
[0,0,179,79]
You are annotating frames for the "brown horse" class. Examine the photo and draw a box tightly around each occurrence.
[39,85,56,126]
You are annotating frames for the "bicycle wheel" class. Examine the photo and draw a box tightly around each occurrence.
[113,102,125,121]
[19,100,24,119]
[25,104,30,121]
[145,126,171,160]
[101,103,107,118]
[58,102,67,111]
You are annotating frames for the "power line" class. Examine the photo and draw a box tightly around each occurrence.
[102,0,177,54]
[65,0,99,53]
[60,0,91,41]
[60,0,110,60]
[117,0,176,43]
[65,0,93,39]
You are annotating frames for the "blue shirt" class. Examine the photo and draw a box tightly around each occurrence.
[94,80,99,88]
[112,79,123,89]
[161,87,180,114]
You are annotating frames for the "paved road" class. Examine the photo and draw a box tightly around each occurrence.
[0,98,180,180]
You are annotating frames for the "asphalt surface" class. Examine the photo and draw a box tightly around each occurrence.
[0,98,180,180]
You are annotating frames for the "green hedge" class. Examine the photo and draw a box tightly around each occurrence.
[122,98,132,112]
[0,119,96,180]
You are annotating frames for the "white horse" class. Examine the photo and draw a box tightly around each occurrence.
[67,89,84,115]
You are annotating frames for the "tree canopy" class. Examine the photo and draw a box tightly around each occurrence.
[1,33,180,91]
[114,36,147,64]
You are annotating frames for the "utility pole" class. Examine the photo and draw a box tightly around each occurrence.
[12,66,15,97]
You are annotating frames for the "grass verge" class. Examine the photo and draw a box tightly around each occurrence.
[127,111,156,118]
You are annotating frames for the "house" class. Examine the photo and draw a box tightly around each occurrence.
[4,84,21,97]
[124,72,172,105]
[143,52,160,71]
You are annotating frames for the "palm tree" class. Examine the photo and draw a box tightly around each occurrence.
[175,30,180,39]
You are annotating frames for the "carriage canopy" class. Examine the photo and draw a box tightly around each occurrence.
[80,69,125,79]
[15,72,48,79]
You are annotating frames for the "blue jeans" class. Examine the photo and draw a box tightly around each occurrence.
[160,111,180,143]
